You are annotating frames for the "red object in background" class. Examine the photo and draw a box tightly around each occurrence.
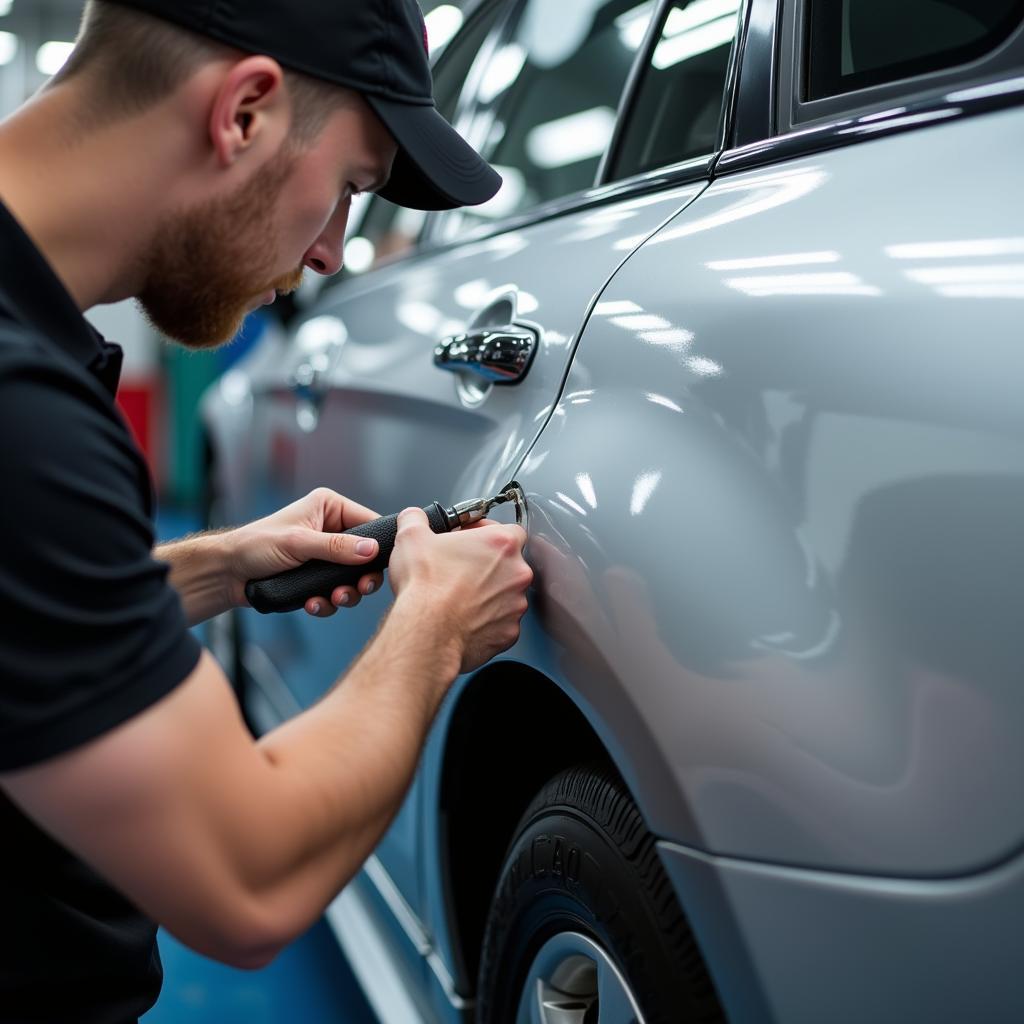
[117,380,162,481]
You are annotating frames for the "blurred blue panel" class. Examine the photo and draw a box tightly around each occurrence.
[143,924,376,1024]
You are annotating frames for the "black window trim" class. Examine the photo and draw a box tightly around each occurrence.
[716,0,1024,177]
[597,0,748,185]
[780,0,1024,130]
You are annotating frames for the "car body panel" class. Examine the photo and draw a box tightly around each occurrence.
[514,104,1024,877]
[660,839,1024,1023]
[232,179,706,929]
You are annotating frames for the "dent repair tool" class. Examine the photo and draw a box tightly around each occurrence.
[245,481,526,614]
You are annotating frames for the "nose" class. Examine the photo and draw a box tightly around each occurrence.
[304,197,351,276]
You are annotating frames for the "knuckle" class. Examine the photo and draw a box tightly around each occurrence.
[396,507,421,532]
[328,533,358,561]
[497,529,521,555]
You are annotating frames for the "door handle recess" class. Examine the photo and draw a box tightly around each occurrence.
[434,325,537,384]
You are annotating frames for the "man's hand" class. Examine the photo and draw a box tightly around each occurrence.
[389,506,533,682]
[225,488,386,617]
[157,488,387,626]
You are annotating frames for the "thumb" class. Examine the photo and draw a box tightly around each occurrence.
[290,527,379,566]
[396,506,429,538]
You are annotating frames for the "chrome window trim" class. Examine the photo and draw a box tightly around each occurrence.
[780,0,1024,129]
[716,71,1024,176]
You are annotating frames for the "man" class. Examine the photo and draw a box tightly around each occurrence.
[0,1,533,1019]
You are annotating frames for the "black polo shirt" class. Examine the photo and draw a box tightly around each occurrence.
[0,199,202,1021]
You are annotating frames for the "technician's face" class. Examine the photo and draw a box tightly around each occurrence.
[137,95,397,350]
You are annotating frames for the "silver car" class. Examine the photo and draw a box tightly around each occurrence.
[201,0,1024,1020]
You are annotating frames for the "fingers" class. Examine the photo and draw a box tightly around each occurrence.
[461,517,528,550]
[303,596,337,618]
[289,526,380,567]
[395,506,430,540]
[303,571,385,618]
[306,487,381,533]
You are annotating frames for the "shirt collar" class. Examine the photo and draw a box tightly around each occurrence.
[0,198,123,397]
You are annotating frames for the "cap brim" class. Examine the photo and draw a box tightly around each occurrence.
[365,97,502,211]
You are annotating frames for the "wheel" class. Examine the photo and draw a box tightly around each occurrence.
[477,765,724,1024]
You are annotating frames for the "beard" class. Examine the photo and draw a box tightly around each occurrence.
[136,148,306,350]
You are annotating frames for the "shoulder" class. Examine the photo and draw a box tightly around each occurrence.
[0,324,145,487]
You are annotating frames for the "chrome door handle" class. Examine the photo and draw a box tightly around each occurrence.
[433,324,537,384]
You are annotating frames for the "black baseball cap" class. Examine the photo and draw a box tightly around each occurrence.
[111,0,502,211]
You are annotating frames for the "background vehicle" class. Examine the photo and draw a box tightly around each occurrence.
[202,0,1024,1020]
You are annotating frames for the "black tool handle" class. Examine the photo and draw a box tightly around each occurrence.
[245,501,450,614]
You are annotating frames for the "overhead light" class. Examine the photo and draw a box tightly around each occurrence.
[36,40,74,76]
[0,30,17,66]
[478,44,526,104]
[0,1,13,17]
[663,0,739,37]
[343,236,376,275]
[653,14,736,69]
[525,106,617,169]
[423,4,463,55]
[707,250,840,271]
[615,1,657,51]
[594,300,642,316]
[886,237,1024,260]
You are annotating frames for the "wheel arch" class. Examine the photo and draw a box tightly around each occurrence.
[437,661,614,995]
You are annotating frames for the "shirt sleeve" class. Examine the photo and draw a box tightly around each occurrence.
[0,351,201,770]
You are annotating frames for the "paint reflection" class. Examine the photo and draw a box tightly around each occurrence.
[886,236,1024,300]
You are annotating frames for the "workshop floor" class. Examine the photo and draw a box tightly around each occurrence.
[146,507,377,1024]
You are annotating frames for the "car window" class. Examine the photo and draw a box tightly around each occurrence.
[436,0,658,238]
[611,0,741,179]
[334,1,504,282]
[806,0,1024,100]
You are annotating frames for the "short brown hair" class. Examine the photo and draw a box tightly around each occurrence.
[55,0,345,142]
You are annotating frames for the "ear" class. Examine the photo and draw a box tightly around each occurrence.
[207,56,286,167]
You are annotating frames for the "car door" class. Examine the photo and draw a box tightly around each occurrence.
[512,4,1024,1021]
[242,0,741,978]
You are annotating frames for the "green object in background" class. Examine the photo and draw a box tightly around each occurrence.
[161,313,269,510]
[162,344,222,510]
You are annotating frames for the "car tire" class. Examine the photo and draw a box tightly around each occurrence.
[477,764,724,1024]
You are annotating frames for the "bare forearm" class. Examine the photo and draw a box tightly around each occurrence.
[236,592,460,944]
[155,530,234,626]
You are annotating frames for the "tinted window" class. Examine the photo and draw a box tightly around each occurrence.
[806,0,1024,99]
[439,0,657,235]
[613,0,740,178]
